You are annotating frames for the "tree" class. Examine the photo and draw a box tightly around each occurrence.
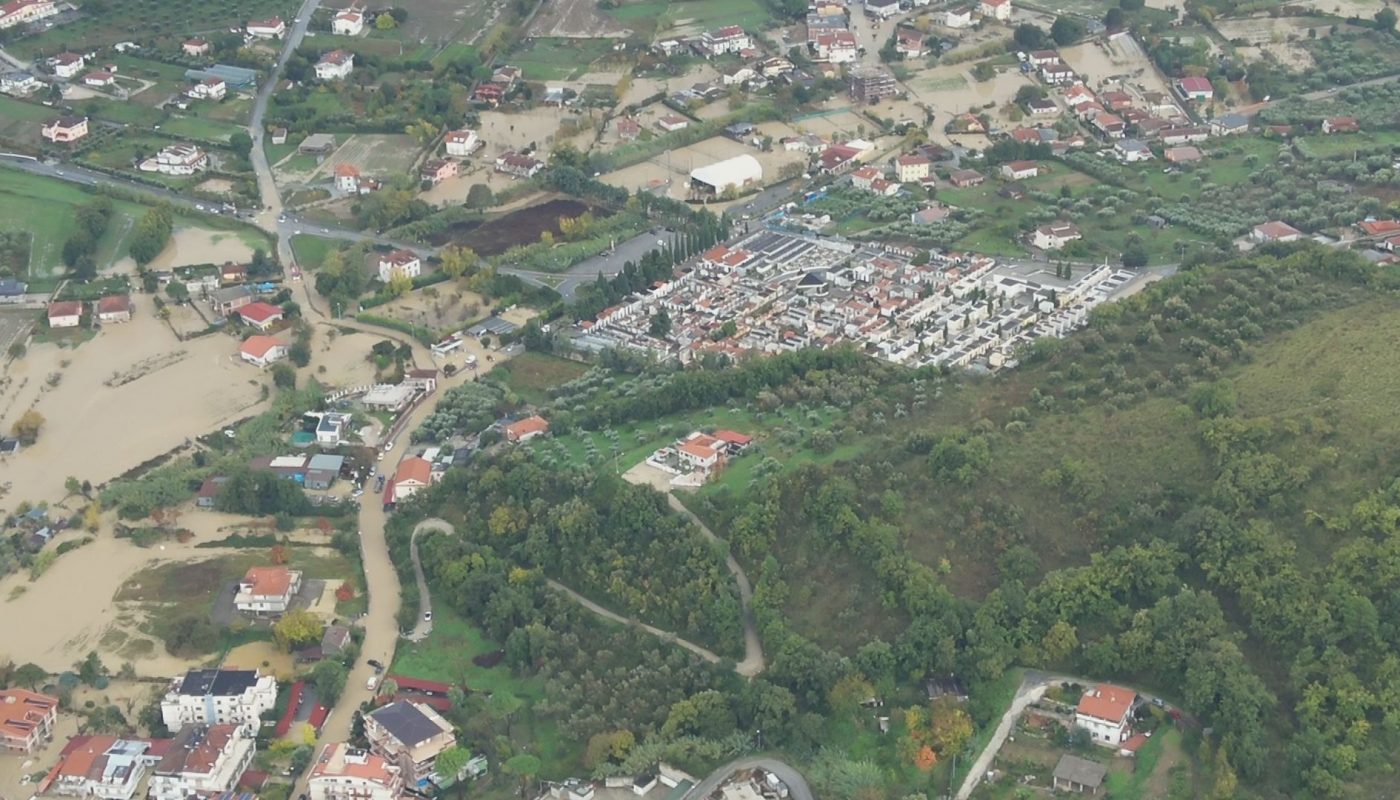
[290,745,315,775]
[387,271,413,297]
[435,745,472,782]
[1122,240,1149,268]
[128,206,173,265]
[1051,16,1085,45]
[273,610,323,651]
[440,245,478,279]
[1212,745,1239,799]
[289,340,311,367]
[487,690,524,737]
[1104,6,1125,29]
[828,674,876,718]
[502,754,541,795]
[929,697,973,756]
[376,12,398,29]
[75,651,107,686]
[1013,23,1049,50]
[1376,7,1396,31]
[13,662,48,690]
[1041,619,1079,662]
[584,730,635,768]
[271,363,297,389]
[65,476,83,497]
[1120,0,1144,9]
[229,131,253,159]
[465,183,494,209]
[310,659,347,705]
[11,409,44,444]
[648,310,671,338]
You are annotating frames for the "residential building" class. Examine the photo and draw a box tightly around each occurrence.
[183,38,211,56]
[1174,76,1212,102]
[148,724,255,800]
[865,0,900,19]
[47,300,82,328]
[305,453,346,490]
[218,262,245,284]
[1026,97,1058,116]
[895,153,930,183]
[332,9,365,35]
[720,64,755,86]
[321,624,352,656]
[52,52,84,79]
[947,168,984,187]
[335,163,361,193]
[160,669,277,736]
[444,129,479,157]
[505,415,550,443]
[234,566,302,615]
[84,71,115,87]
[699,25,751,56]
[301,133,337,154]
[810,30,857,63]
[239,335,288,368]
[246,17,285,38]
[315,50,354,80]
[0,0,58,30]
[657,114,690,133]
[186,76,227,100]
[0,689,59,753]
[472,82,504,106]
[1000,160,1038,180]
[41,116,88,143]
[420,158,457,185]
[141,143,209,175]
[678,433,723,470]
[391,457,435,502]
[1052,754,1106,794]
[1322,116,1359,134]
[895,27,924,58]
[196,476,228,508]
[209,285,254,316]
[44,736,158,800]
[315,412,352,447]
[1210,112,1248,136]
[309,744,403,800]
[1357,219,1400,238]
[849,65,897,103]
[979,0,1011,20]
[364,700,456,783]
[378,250,422,282]
[1113,138,1152,162]
[494,151,544,178]
[1075,684,1136,744]
[943,6,973,27]
[1090,112,1125,139]
[1252,220,1302,243]
[1164,145,1202,163]
[1040,60,1074,84]
[271,127,288,144]
[616,117,641,141]
[96,294,132,323]
[1159,125,1209,145]
[239,301,283,330]
[0,278,27,302]
[0,71,41,95]
[1032,221,1082,250]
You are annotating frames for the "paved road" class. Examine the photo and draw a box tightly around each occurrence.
[667,494,765,677]
[684,757,813,800]
[405,518,456,641]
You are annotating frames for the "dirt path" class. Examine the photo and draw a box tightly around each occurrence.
[406,518,456,641]
[666,494,765,676]
[545,578,729,665]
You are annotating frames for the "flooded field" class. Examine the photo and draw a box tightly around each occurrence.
[110,226,258,272]
[1216,15,1332,69]
[425,197,601,255]
[1060,37,1175,97]
[598,133,805,202]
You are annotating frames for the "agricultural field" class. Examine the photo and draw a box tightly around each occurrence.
[0,94,55,147]
[5,0,297,59]
[506,37,619,80]
[599,132,805,203]
[0,167,150,278]
[529,0,633,38]
[1215,15,1335,71]
[485,351,589,405]
[274,133,421,186]
[605,0,773,40]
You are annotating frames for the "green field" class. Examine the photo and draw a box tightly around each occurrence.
[0,168,150,276]
[5,0,296,59]
[486,351,589,405]
[608,0,772,36]
[508,38,617,80]
[0,94,55,145]
[289,234,338,269]
[1295,130,1400,158]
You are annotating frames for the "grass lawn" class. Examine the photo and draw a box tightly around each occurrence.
[0,167,150,276]
[486,351,589,405]
[432,42,478,66]
[162,115,242,143]
[1297,130,1400,159]
[0,94,54,144]
[508,38,615,80]
[118,550,357,613]
[79,98,165,127]
[265,140,298,166]
[290,234,338,269]
[611,0,772,34]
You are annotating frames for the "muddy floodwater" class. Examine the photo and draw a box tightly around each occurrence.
[426,197,605,256]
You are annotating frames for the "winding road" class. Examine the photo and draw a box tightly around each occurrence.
[667,494,765,677]
[684,758,814,800]
[406,518,456,641]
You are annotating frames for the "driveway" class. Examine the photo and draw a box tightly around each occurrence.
[684,758,813,800]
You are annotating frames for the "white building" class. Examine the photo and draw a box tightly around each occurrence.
[444,128,479,157]
[51,52,84,79]
[1032,221,1082,250]
[0,0,58,30]
[233,566,302,615]
[239,335,288,368]
[865,0,901,19]
[148,725,255,800]
[0,71,41,95]
[44,737,156,800]
[246,16,285,38]
[699,25,751,56]
[1113,138,1152,163]
[690,154,763,195]
[1075,684,1136,744]
[377,249,421,282]
[187,77,226,100]
[161,670,277,737]
[943,7,973,27]
[364,701,457,782]
[141,143,209,176]
[979,0,1011,20]
[315,49,354,80]
[309,744,403,800]
[332,9,365,35]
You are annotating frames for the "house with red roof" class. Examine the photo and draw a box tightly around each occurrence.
[238,335,288,368]
[47,300,81,328]
[392,457,435,502]
[96,294,132,323]
[0,688,58,753]
[308,743,403,800]
[1322,116,1359,134]
[1075,684,1137,744]
[0,0,58,30]
[234,566,302,615]
[1252,220,1302,244]
[1175,76,1212,102]
[505,415,549,443]
[1357,220,1400,238]
[238,302,283,331]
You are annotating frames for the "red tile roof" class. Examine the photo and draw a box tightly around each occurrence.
[242,566,294,598]
[394,456,432,486]
[47,300,81,317]
[506,415,549,440]
[1077,684,1135,723]
[239,301,282,324]
[239,335,284,359]
[96,294,130,314]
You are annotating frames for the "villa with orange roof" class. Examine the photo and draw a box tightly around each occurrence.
[308,743,403,800]
[1075,684,1137,744]
[391,457,435,502]
[42,735,161,800]
[234,565,302,615]
[238,335,287,368]
[505,415,549,443]
[0,688,58,753]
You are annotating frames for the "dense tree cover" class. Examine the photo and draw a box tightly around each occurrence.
[213,468,312,516]
[407,452,742,653]
[413,380,509,443]
[693,246,1400,796]
[62,197,113,279]
[128,205,174,266]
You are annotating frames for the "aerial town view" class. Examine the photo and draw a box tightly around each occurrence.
[1,0,1400,797]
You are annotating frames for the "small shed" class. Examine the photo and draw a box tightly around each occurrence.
[1053,754,1107,794]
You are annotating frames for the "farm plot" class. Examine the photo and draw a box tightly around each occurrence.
[1216,16,1334,70]
[529,0,632,38]
[610,0,772,40]
[336,0,507,55]
[508,37,618,80]
[790,107,878,139]
[5,0,296,59]
[1059,37,1176,97]
[0,95,51,147]
[599,133,804,202]
[276,134,421,185]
